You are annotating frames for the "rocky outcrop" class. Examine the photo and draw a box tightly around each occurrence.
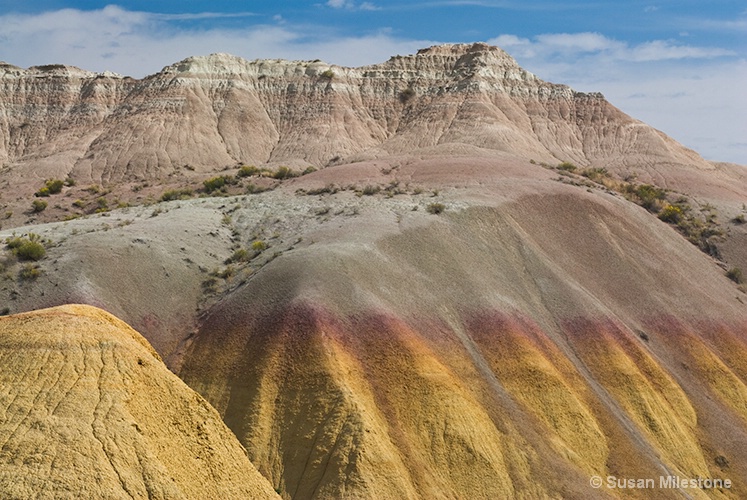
[0,43,716,186]
[0,304,279,499]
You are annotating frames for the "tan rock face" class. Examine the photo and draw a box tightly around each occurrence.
[0,42,715,186]
[0,304,279,499]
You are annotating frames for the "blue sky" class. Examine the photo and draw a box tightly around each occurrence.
[0,1,745,163]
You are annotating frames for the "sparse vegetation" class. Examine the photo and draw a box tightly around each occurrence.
[226,248,251,264]
[303,184,339,196]
[95,197,109,213]
[203,176,227,193]
[546,163,726,259]
[732,214,745,224]
[580,167,609,183]
[251,240,268,252]
[321,69,335,79]
[46,179,64,194]
[624,184,667,212]
[18,263,41,281]
[6,234,46,261]
[362,185,380,196]
[658,204,683,224]
[245,183,270,194]
[160,188,194,202]
[427,202,446,214]
[557,161,577,172]
[272,166,297,180]
[34,179,64,198]
[237,165,261,178]
[727,267,744,284]
[31,199,48,213]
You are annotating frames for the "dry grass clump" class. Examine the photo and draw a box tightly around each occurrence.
[6,234,46,261]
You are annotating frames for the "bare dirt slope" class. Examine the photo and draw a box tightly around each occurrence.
[2,157,746,497]
[0,304,279,499]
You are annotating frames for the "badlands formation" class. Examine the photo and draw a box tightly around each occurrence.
[1,43,747,498]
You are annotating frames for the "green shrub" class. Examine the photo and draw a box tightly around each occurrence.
[658,204,683,224]
[226,248,251,264]
[217,265,235,279]
[160,188,194,202]
[727,267,744,284]
[427,203,446,214]
[35,187,50,197]
[203,175,237,193]
[321,69,335,79]
[272,166,296,180]
[203,176,226,193]
[251,240,267,252]
[46,179,64,194]
[557,161,577,172]
[31,199,48,212]
[245,183,270,194]
[580,167,609,182]
[237,165,261,178]
[302,166,318,176]
[18,264,41,281]
[626,184,667,212]
[9,236,46,261]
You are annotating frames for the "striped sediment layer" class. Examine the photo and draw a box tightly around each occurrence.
[180,302,747,498]
[176,189,747,498]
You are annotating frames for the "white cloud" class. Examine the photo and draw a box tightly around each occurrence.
[0,6,418,76]
[325,0,380,11]
[488,32,734,62]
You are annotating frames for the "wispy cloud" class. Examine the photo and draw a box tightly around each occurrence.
[153,11,259,21]
[325,0,380,11]
[491,32,735,62]
[0,6,424,75]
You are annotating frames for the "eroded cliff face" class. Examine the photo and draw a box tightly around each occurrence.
[0,42,713,186]
[0,62,135,176]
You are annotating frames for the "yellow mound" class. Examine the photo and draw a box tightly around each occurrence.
[0,304,279,499]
